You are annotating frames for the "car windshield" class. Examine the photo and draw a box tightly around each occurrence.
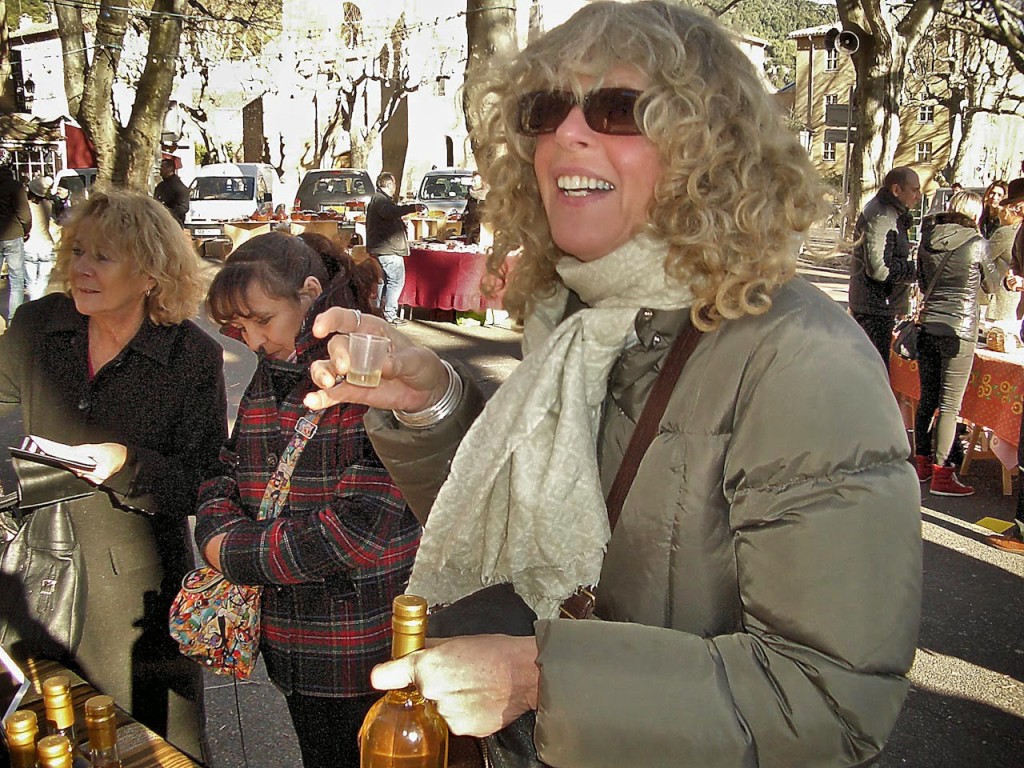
[193,176,254,201]
[421,176,473,201]
[312,176,370,197]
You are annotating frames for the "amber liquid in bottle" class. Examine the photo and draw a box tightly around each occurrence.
[5,709,39,768]
[84,695,121,768]
[359,594,448,768]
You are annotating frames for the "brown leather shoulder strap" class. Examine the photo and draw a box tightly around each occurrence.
[605,320,703,532]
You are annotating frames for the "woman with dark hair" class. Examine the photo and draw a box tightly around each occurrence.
[305,3,921,765]
[913,191,998,496]
[0,190,226,759]
[981,179,1009,239]
[195,232,420,767]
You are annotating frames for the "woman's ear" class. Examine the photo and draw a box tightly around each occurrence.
[300,276,323,302]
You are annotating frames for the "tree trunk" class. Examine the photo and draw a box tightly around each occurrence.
[837,0,942,215]
[77,0,129,190]
[53,0,87,116]
[113,0,185,190]
[0,0,14,113]
[464,0,517,161]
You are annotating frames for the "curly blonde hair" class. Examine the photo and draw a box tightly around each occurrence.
[467,0,825,329]
[53,190,205,325]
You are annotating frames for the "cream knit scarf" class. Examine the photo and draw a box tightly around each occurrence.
[407,234,694,618]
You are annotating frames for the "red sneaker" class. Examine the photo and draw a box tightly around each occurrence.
[913,455,933,482]
[929,465,974,497]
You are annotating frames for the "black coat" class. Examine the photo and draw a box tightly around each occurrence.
[154,174,190,226]
[0,293,227,755]
[0,168,31,241]
[365,189,419,257]
[848,189,916,316]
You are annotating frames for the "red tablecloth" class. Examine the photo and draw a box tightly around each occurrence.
[399,246,504,313]
[889,347,1024,446]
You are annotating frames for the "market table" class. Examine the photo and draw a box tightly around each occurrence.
[890,346,1024,493]
[400,244,504,313]
[8,658,199,767]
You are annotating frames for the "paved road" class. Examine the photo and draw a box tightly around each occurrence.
[2,263,1022,766]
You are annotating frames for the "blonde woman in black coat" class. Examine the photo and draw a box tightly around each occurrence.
[0,191,227,760]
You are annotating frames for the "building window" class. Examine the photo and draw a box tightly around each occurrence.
[825,49,839,71]
[918,103,935,123]
[823,142,837,162]
[916,142,932,163]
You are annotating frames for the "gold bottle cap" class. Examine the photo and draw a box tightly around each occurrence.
[85,695,115,721]
[6,709,37,735]
[5,710,38,745]
[42,675,71,702]
[391,594,428,659]
[37,734,73,760]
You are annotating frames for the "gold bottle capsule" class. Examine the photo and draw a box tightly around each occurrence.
[37,734,74,768]
[5,710,39,768]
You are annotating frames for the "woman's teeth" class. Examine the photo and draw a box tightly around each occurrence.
[556,175,615,196]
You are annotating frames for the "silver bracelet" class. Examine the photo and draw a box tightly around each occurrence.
[393,359,463,429]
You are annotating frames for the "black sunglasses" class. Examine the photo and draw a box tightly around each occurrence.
[516,88,645,137]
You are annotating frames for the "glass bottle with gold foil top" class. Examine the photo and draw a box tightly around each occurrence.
[5,709,39,768]
[37,734,74,768]
[42,675,76,743]
[359,595,448,768]
[84,696,120,768]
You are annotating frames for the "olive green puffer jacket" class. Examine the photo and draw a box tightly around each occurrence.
[366,276,922,768]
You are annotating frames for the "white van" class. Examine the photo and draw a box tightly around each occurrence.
[185,163,277,240]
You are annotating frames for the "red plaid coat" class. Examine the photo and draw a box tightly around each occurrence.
[195,299,421,697]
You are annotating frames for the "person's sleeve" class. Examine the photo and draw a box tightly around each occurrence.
[171,182,190,221]
[200,409,417,587]
[1012,225,1024,276]
[377,198,420,221]
[862,212,914,285]
[364,360,486,524]
[533,309,921,768]
[976,238,1000,295]
[102,340,228,519]
[15,188,31,237]
[0,303,28,415]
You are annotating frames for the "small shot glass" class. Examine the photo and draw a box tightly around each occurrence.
[347,333,390,387]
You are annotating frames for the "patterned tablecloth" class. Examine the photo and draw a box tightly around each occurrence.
[400,244,505,313]
[889,346,1024,447]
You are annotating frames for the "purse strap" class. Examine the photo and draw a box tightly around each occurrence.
[559,319,704,619]
[257,410,324,521]
[605,319,703,532]
[915,248,955,321]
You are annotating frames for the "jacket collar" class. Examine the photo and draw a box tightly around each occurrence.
[44,293,179,366]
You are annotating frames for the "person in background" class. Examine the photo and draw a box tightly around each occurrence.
[0,150,31,321]
[980,179,1008,239]
[0,190,226,759]
[197,232,421,767]
[461,171,487,245]
[986,177,1024,553]
[365,171,425,325]
[848,166,921,370]
[23,177,57,303]
[950,182,964,195]
[984,181,1024,322]
[154,157,190,227]
[911,191,997,496]
[304,3,922,766]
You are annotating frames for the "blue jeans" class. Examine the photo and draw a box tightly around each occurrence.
[2,237,25,321]
[376,253,406,322]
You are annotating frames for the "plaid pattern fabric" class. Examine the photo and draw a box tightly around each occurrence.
[195,325,421,697]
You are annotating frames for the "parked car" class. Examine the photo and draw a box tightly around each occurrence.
[185,162,278,240]
[413,168,475,214]
[926,186,986,215]
[293,168,374,213]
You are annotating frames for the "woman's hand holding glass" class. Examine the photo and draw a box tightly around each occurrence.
[304,308,451,414]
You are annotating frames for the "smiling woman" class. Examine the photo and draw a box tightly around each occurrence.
[0,190,227,760]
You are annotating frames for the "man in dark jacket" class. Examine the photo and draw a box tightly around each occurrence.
[848,166,922,370]
[154,158,190,227]
[366,171,425,324]
[0,150,31,322]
